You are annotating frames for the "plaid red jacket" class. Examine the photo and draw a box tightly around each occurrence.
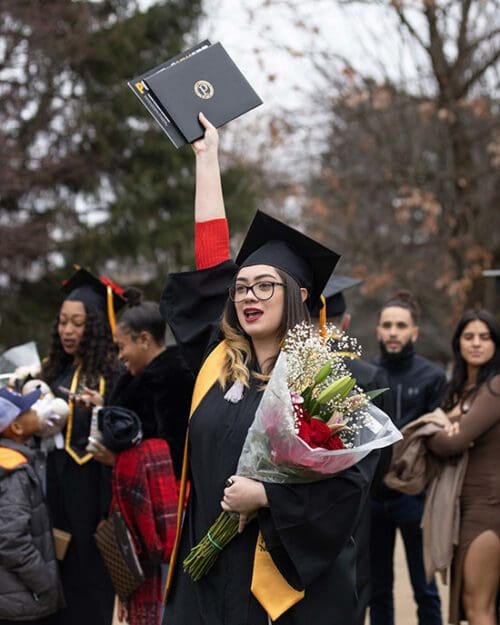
[112,438,178,625]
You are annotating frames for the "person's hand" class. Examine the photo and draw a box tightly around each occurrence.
[117,598,128,623]
[89,439,116,466]
[442,420,474,447]
[78,387,104,408]
[192,112,219,156]
[444,421,460,437]
[220,476,268,533]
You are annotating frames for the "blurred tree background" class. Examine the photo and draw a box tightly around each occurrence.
[304,0,500,361]
[228,0,500,361]
[1,0,499,363]
[0,0,263,354]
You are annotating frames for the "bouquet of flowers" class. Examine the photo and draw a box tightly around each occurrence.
[183,322,401,581]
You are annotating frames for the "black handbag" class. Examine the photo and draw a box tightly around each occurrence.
[94,510,145,600]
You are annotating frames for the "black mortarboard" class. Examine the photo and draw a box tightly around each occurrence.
[311,275,363,317]
[62,267,126,331]
[235,211,340,309]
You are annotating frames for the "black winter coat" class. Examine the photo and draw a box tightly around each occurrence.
[107,347,194,479]
[371,345,446,429]
[0,438,64,620]
[341,357,389,625]
[370,343,446,499]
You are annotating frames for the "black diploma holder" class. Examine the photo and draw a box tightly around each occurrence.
[127,41,263,148]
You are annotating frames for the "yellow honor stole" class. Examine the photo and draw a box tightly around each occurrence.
[64,366,105,465]
[164,341,304,620]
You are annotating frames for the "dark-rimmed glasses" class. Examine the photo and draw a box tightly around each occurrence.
[228,281,286,303]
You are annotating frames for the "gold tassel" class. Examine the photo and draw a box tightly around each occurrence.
[106,285,117,334]
[319,294,327,343]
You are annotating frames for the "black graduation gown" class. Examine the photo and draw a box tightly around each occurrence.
[160,261,378,625]
[107,348,194,479]
[43,365,115,625]
[341,358,388,625]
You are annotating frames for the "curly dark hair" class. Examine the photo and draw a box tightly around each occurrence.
[42,303,118,388]
[441,309,500,412]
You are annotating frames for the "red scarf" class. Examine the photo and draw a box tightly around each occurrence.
[112,439,178,625]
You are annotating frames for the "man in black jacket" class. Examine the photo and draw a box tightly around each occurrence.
[313,276,391,625]
[369,291,446,625]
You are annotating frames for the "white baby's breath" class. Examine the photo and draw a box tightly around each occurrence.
[282,322,370,447]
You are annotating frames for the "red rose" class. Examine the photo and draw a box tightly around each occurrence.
[298,418,313,445]
[298,417,334,448]
[298,417,345,450]
[326,434,345,450]
[308,418,333,446]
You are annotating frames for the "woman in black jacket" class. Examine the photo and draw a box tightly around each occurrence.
[105,290,194,480]
[88,291,194,625]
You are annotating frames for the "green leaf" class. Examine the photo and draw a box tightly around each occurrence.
[364,388,390,401]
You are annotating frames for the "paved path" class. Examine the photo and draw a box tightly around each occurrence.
[366,531,450,624]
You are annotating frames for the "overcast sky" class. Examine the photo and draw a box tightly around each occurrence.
[134,0,433,162]
[197,0,426,107]
[140,0,427,112]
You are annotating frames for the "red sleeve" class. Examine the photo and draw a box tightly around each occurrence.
[195,218,230,269]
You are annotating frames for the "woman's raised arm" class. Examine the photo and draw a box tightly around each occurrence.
[193,112,225,223]
[192,113,230,269]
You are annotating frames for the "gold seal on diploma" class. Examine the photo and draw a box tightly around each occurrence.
[194,79,214,99]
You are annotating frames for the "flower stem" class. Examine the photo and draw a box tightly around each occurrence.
[183,511,240,581]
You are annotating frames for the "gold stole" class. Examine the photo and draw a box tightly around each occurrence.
[164,341,304,621]
[64,366,105,465]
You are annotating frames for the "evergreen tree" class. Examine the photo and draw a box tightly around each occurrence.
[0,0,263,353]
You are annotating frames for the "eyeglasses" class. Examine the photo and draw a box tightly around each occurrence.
[228,281,286,302]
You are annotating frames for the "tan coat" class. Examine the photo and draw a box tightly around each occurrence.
[384,408,468,583]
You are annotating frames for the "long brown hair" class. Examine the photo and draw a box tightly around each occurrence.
[218,268,310,389]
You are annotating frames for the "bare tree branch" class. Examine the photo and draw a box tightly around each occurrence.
[458,47,500,97]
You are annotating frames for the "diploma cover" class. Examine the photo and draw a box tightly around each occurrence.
[128,41,262,148]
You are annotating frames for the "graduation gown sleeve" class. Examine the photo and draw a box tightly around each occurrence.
[160,260,238,373]
[258,451,379,589]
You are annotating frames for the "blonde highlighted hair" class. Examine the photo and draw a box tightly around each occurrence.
[218,317,253,389]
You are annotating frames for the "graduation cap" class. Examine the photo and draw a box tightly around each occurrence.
[62,267,126,333]
[311,275,363,318]
[235,211,340,309]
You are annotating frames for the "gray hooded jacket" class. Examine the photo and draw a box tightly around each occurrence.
[0,438,64,620]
